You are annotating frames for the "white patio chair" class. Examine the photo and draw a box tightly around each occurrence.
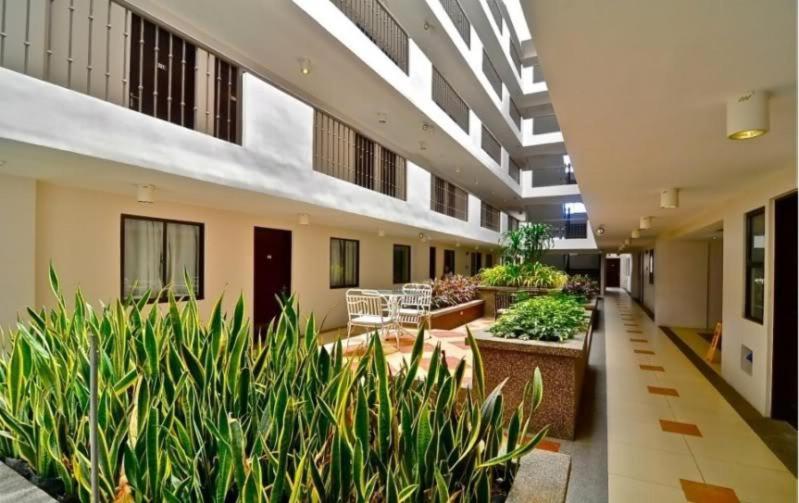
[345,289,399,349]
[398,283,433,335]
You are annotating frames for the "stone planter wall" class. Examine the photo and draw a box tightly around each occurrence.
[474,313,593,439]
[507,450,571,503]
[429,300,484,329]
[0,462,55,502]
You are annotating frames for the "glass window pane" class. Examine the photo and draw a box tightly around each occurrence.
[166,222,201,297]
[331,238,358,288]
[123,218,164,299]
[748,266,765,320]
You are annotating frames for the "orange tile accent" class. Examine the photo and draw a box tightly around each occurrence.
[536,439,561,453]
[639,364,665,372]
[634,349,656,355]
[680,479,740,503]
[647,386,679,397]
[629,338,648,343]
[624,323,639,327]
[660,419,702,437]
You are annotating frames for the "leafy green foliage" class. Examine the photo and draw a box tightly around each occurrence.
[480,263,568,289]
[427,275,480,309]
[489,295,587,342]
[0,266,547,501]
[499,224,554,265]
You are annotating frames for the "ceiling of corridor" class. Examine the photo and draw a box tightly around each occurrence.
[523,0,797,249]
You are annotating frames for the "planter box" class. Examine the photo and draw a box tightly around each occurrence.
[478,286,559,318]
[474,313,593,439]
[507,450,571,503]
[429,300,484,329]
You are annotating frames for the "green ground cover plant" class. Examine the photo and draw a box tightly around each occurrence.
[489,295,587,342]
[479,262,568,289]
[0,266,547,502]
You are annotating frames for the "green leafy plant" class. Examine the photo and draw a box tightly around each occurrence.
[0,266,548,501]
[489,295,587,342]
[480,263,568,289]
[499,224,554,265]
[427,274,480,309]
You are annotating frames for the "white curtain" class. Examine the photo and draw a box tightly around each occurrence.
[166,222,200,297]
[331,239,358,287]
[123,219,164,299]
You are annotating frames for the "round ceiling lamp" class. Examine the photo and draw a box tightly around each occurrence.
[596,225,606,235]
[639,216,652,230]
[660,188,679,209]
[727,91,769,140]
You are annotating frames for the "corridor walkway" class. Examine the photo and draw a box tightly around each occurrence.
[605,290,797,502]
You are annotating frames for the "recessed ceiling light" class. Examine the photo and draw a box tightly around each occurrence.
[377,112,388,124]
[639,216,652,229]
[420,141,428,151]
[298,58,312,75]
[727,90,769,140]
[596,225,605,235]
[631,229,640,239]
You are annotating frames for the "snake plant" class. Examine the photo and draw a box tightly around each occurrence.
[0,265,546,501]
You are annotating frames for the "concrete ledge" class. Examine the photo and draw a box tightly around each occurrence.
[507,450,571,503]
[0,463,55,502]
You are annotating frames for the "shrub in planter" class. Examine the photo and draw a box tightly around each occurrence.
[480,263,568,289]
[489,295,587,342]
[428,274,480,309]
[0,267,547,502]
[561,275,600,303]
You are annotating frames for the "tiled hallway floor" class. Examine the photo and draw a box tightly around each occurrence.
[605,290,797,502]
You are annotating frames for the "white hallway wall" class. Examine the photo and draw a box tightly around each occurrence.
[24,181,485,332]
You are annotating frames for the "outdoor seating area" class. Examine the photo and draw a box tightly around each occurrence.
[344,283,433,348]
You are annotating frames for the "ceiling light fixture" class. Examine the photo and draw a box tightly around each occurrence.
[596,225,605,235]
[660,188,679,209]
[378,229,386,237]
[422,122,433,132]
[624,238,631,246]
[377,112,388,124]
[631,229,640,239]
[298,213,310,225]
[639,216,652,230]
[298,58,312,75]
[136,184,155,204]
[727,90,769,140]
[420,141,428,151]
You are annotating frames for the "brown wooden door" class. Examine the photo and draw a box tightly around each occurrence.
[129,14,196,128]
[429,246,437,279]
[254,227,292,339]
[772,192,797,428]
[605,258,621,288]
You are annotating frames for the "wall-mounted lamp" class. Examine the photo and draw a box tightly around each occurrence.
[660,188,679,209]
[137,184,155,204]
[298,213,310,225]
[378,229,386,237]
[727,90,769,140]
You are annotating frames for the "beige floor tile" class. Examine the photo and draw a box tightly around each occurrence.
[609,474,688,503]
[685,433,787,472]
[609,441,702,488]
[608,416,691,454]
[694,456,797,503]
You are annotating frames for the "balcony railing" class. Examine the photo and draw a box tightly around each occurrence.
[533,114,560,134]
[439,0,470,47]
[330,0,409,73]
[314,110,407,200]
[433,67,470,132]
[509,99,522,130]
[486,0,503,31]
[431,175,469,221]
[530,165,577,187]
[481,125,501,165]
[482,50,502,99]
[509,158,522,184]
[481,202,500,231]
[0,0,240,143]
[534,219,588,239]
